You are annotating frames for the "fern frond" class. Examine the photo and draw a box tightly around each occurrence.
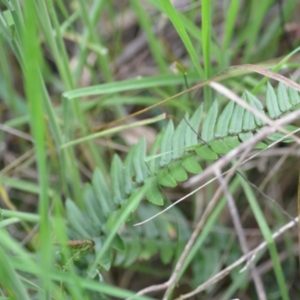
[65,83,300,268]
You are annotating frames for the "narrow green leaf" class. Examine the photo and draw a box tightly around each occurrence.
[246,91,265,127]
[103,209,130,232]
[130,0,167,73]
[267,125,298,143]
[209,139,232,154]
[3,9,15,38]
[201,0,211,79]
[160,120,174,167]
[122,236,142,267]
[0,242,30,300]
[186,104,203,146]
[223,136,240,149]
[239,132,253,142]
[255,142,268,150]
[266,82,281,118]
[158,0,204,76]
[242,94,256,131]
[66,199,92,238]
[222,0,240,50]
[156,168,177,188]
[114,245,127,266]
[288,87,300,106]
[94,237,112,271]
[201,100,218,141]
[243,109,256,131]
[215,101,234,137]
[239,132,267,149]
[172,117,187,160]
[182,153,202,174]
[64,73,202,100]
[195,145,218,160]
[92,168,113,218]
[83,184,104,225]
[106,210,120,232]
[145,177,164,206]
[123,150,133,195]
[137,205,159,237]
[169,160,188,182]
[239,177,290,300]
[110,155,125,204]
[229,103,244,134]
[111,234,125,251]
[147,129,164,173]
[277,82,292,112]
[132,136,148,183]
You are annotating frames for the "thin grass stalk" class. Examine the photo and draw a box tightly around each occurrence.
[201,0,212,111]
[239,176,290,300]
[77,0,112,82]
[23,1,52,298]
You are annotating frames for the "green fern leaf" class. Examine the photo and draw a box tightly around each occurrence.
[106,210,119,232]
[137,205,159,237]
[172,117,187,160]
[266,82,281,118]
[111,234,125,251]
[195,144,218,160]
[239,132,253,142]
[132,136,148,183]
[267,124,298,143]
[66,199,93,238]
[182,153,202,174]
[277,83,292,112]
[114,245,127,266]
[147,129,164,173]
[223,136,240,149]
[111,155,125,204]
[160,120,175,167]
[169,160,188,182]
[245,91,265,127]
[215,101,234,137]
[185,104,203,145]
[156,168,177,188]
[209,139,232,154]
[83,184,104,225]
[94,237,112,270]
[145,177,164,205]
[238,133,267,149]
[122,237,141,267]
[229,102,244,134]
[201,100,218,141]
[288,87,300,105]
[123,151,133,195]
[92,168,113,218]
[242,94,256,131]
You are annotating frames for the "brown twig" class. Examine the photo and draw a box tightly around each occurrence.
[215,168,267,300]
[174,216,299,300]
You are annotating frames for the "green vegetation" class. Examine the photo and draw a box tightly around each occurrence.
[1,1,300,299]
